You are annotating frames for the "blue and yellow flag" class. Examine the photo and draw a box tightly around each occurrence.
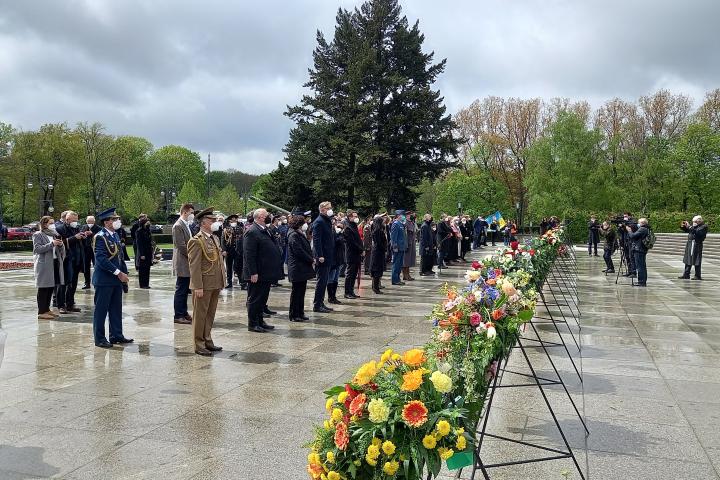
[486,211,506,228]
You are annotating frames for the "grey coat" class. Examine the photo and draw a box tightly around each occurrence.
[172,219,192,277]
[403,221,417,267]
[33,231,66,288]
[682,223,707,266]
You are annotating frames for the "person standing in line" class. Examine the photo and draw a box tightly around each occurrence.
[402,212,417,281]
[80,215,100,289]
[390,210,407,285]
[626,218,650,287]
[188,208,226,355]
[419,214,435,276]
[436,214,452,269]
[343,210,363,299]
[599,221,617,273]
[243,208,283,333]
[460,216,472,260]
[233,220,247,290]
[171,203,194,325]
[370,214,388,294]
[32,216,65,319]
[326,218,345,304]
[221,214,242,289]
[312,201,335,313]
[134,217,154,289]
[588,215,600,257]
[679,215,707,280]
[92,208,133,348]
[488,219,498,246]
[286,209,313,322]
[361,216,373,275]
[55,210,88,314]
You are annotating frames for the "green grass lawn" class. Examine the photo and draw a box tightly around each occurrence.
[125,243,173,258]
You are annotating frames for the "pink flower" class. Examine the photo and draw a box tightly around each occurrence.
[439,330,453,342]
[469,312,482,327]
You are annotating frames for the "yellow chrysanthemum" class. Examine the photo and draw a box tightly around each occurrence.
[331,408,343,422]
[401,369,424,392]
[382,440,396,456]
[371,437,382,447]
[368,398,390,423]
[366,454,378,466]
[436,420,451,437]
[354,361,379,385]
[326,451,335,463]
[456,435,467,450]
[323,420,332,430]
[327,472,340,480]
[422,434,437,449]
[380,348,393,364]
[367,444,381,459]
[429,371,453,394]
[391,353,401,362]
[455,427,465,436]
[325,397,335,412]
[337,391,348,403]
[402,348,426,367]
[383,460,400,476]
[438,447,454,460]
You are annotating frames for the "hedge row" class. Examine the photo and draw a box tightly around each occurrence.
[0,233,174,252]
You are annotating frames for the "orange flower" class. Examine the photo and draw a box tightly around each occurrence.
[485,278,496,286]
[349,393,367,416]
[450,311,463,324]
[402,400,428,427]
[401,369,424,392]
[334,422,349,450]
[491,309,505,321]
[402,349,426,367]
[447,290,457,300]
[307,463,324,478]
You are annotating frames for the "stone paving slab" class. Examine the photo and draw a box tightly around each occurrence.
[0,249,719,479]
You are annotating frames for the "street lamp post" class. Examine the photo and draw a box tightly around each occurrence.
[27,177,55,219]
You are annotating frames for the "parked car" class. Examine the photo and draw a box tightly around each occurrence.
[150,224,163,234]
[6,227,33,240]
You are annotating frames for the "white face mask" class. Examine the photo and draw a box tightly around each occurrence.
[211,221,222,232]
[301,223,308,232]
[282,219,287,224]
[186,213,195,223]
[70,221,78,228]
[87,222,94,227]
[335,227,342,233]
[48,224,57,232]
[326,209,334,217]
[112,220,122,230]
[353,217,359,224]
[230,222,237,228]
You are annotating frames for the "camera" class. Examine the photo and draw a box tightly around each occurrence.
[610,215,625,227]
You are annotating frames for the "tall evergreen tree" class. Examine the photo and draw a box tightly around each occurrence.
[273,0,459,212]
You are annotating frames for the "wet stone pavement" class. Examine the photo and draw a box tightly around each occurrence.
[0,249,719,479]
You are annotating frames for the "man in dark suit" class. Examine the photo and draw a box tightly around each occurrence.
[242,208,283,333]
[312,201,335,313]
[342,210,363,299]
[92,207,133,348]
[55,210,89,313]
[80,215,101,289]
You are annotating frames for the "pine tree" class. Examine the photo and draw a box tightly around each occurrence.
[274,0,459,213]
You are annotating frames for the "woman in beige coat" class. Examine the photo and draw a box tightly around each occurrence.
[32,216,66,319]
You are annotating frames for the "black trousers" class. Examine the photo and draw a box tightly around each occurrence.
[420,253,434,273]
[363,250,371,274]
[247,281,271,328]
[603,248,615,271]
[588,240,598,255]
[82,246,94,285]
[684,264,701,278]
[289,280,307,318]
[138,264,150,288]
[174,276,190,318]
[56,260,80,308]
[37,287,54,314]
[225,253,235,285]
[313,262,330,309]
[344,262,360,294]
[624,244,635,273]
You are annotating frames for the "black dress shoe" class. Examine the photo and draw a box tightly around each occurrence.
[206,345,223,352]
[392,281,405,286]
[260,322,275,330]
[225,284,233,289]
[263,308,277,315]
[262,313,271,318]
[605,269,615,273]
[95,340,112,349]
[110,336,134,344]
[67,306,82,313]
[240,284,248,290]
[195,348,212,356]
[328,298,342,305]
[248,326,268,333]
[692,277,702,281]
[300,315,310,321]
[174,317,192,325]
[82,284,91,290]
[313,306,333,313]
[289,317,306,322]
[678,275,690,279]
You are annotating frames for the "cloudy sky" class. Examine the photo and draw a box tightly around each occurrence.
[1,0,717,174]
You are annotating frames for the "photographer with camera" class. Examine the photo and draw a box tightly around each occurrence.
[678,215,707,280]
[626,217,650,287]
[599,221,616,273]
[615,212,637,277]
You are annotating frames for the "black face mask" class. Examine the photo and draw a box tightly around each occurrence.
[265,216,271,225]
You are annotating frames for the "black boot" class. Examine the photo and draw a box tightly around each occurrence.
[372,277,383,294]
[328,283,342,304]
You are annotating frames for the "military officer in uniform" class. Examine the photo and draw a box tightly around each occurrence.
[188,207,226,356]
[220,214,243,289]
[92,207,133,348]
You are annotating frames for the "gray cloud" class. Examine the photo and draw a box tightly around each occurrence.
[1,0,717,174]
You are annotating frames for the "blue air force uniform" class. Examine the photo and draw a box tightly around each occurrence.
[390,210,407,285]
[92,208,132,348]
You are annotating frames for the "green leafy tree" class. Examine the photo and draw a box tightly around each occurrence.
[433,169,510,219]
[149,145,206,200]
[122,182,157,220]
[177,181,203,207]
[209,184,243,216]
